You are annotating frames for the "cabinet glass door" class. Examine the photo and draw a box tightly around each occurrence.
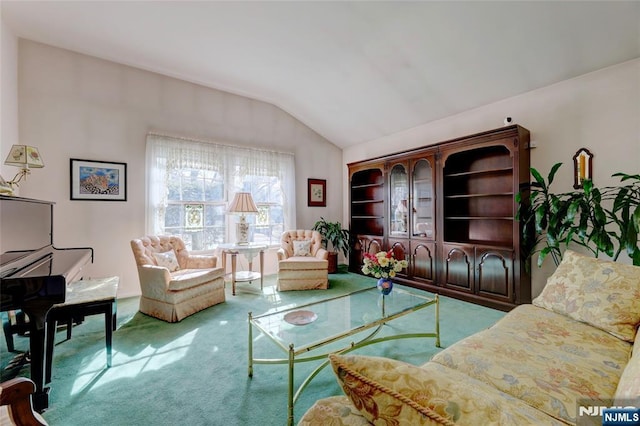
[389,164,409,235]
[411,159,434,238]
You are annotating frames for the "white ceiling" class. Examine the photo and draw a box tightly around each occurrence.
[2,1,639,148]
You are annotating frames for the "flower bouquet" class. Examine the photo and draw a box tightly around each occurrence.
[362,250,408,295]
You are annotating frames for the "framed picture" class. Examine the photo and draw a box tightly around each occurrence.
[307,178,326,207]
[70,159,127,201]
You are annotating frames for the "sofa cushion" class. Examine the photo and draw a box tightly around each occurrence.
[154,250,180,272]
[533,250,640,342]
[297,395,371,426]
[430,304,631,424]
[328,353,567,426]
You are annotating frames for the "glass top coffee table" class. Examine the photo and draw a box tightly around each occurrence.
[248,285,440,425]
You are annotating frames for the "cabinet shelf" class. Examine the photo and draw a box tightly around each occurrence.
[352,215,384,219]
[351,182,384,189]
[444,239,513,250]
[351,199,384,204]
[445,192,512,199]
[445,216,514,220]
[444,167,513,178]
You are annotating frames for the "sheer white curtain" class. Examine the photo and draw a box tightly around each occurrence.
[145,133,296,237]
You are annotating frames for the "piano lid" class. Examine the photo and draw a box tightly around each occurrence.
[0,195,54,268]
[0,195,93,287]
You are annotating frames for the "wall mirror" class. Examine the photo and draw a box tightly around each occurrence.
[573,148,593,189]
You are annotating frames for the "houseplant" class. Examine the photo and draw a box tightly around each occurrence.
[312,217,351,273]
[517,163,640,268]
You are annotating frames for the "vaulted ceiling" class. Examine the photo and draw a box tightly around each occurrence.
[2,1,639,148]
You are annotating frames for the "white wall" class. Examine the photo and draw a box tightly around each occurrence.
[0,16,19,182]
[10,40,343,298]
[344,58,640,297]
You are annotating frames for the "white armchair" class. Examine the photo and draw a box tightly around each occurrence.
[277,230,329,291]
[130,235,225,322]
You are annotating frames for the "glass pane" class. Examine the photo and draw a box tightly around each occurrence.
[165,204,182,227]
[181,169,205,201]
[167,170,182,201]
[412,159,434,238]
[390,164,408,235]
[204,171,224,201]
[204,204,226,227]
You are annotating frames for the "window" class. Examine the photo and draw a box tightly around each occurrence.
[146,133,295,250]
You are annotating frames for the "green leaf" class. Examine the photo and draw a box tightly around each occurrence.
[547,162,563,186]
[530,168,546,189]
[538,247,551,267]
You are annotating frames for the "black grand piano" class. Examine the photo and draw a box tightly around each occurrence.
[0,195,93,412]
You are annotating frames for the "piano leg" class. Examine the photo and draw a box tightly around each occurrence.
[23,306,52,413]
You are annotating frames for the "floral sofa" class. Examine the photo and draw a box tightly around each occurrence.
[299,250,640,425]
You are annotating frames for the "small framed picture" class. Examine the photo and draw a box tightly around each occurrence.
[70,159,127,201]
[308,178,326,207]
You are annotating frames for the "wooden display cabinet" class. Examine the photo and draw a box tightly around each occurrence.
[348,125,531,311]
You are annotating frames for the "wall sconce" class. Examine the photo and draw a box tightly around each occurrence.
[227,192,258,245]
[4,145,45,188]
[573,148,593,189]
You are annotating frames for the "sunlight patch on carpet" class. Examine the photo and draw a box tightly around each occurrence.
[70,329,197,395]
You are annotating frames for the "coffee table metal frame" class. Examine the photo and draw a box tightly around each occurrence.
[248,286,440,426]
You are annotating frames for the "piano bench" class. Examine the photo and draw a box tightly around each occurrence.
[45,276,119,384]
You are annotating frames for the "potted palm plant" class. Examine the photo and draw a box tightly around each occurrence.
[517,163,640,268]
[312,217,351,273]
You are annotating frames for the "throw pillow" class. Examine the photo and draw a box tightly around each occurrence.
[293,240,312,256]
[328,354,456,425]
[154,250,180,272]
[533,250,640,342]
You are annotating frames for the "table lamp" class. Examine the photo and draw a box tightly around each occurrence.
[227,192,258,245]
[4,145,44,188]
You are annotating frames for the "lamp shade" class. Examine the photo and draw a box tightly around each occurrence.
[227,192,258,214]
[4,145,44,169]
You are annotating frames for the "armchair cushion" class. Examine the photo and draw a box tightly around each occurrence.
[153,250,180,272]
[293,240,312,256]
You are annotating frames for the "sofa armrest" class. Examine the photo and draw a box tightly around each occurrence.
[0,377,48,425]
[185,254,217,269]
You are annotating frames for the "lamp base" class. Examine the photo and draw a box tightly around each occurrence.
[236,215,250,245]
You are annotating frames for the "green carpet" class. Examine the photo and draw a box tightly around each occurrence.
[1,270,504,425]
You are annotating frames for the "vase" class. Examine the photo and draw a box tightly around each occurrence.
[377,278,393,295]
